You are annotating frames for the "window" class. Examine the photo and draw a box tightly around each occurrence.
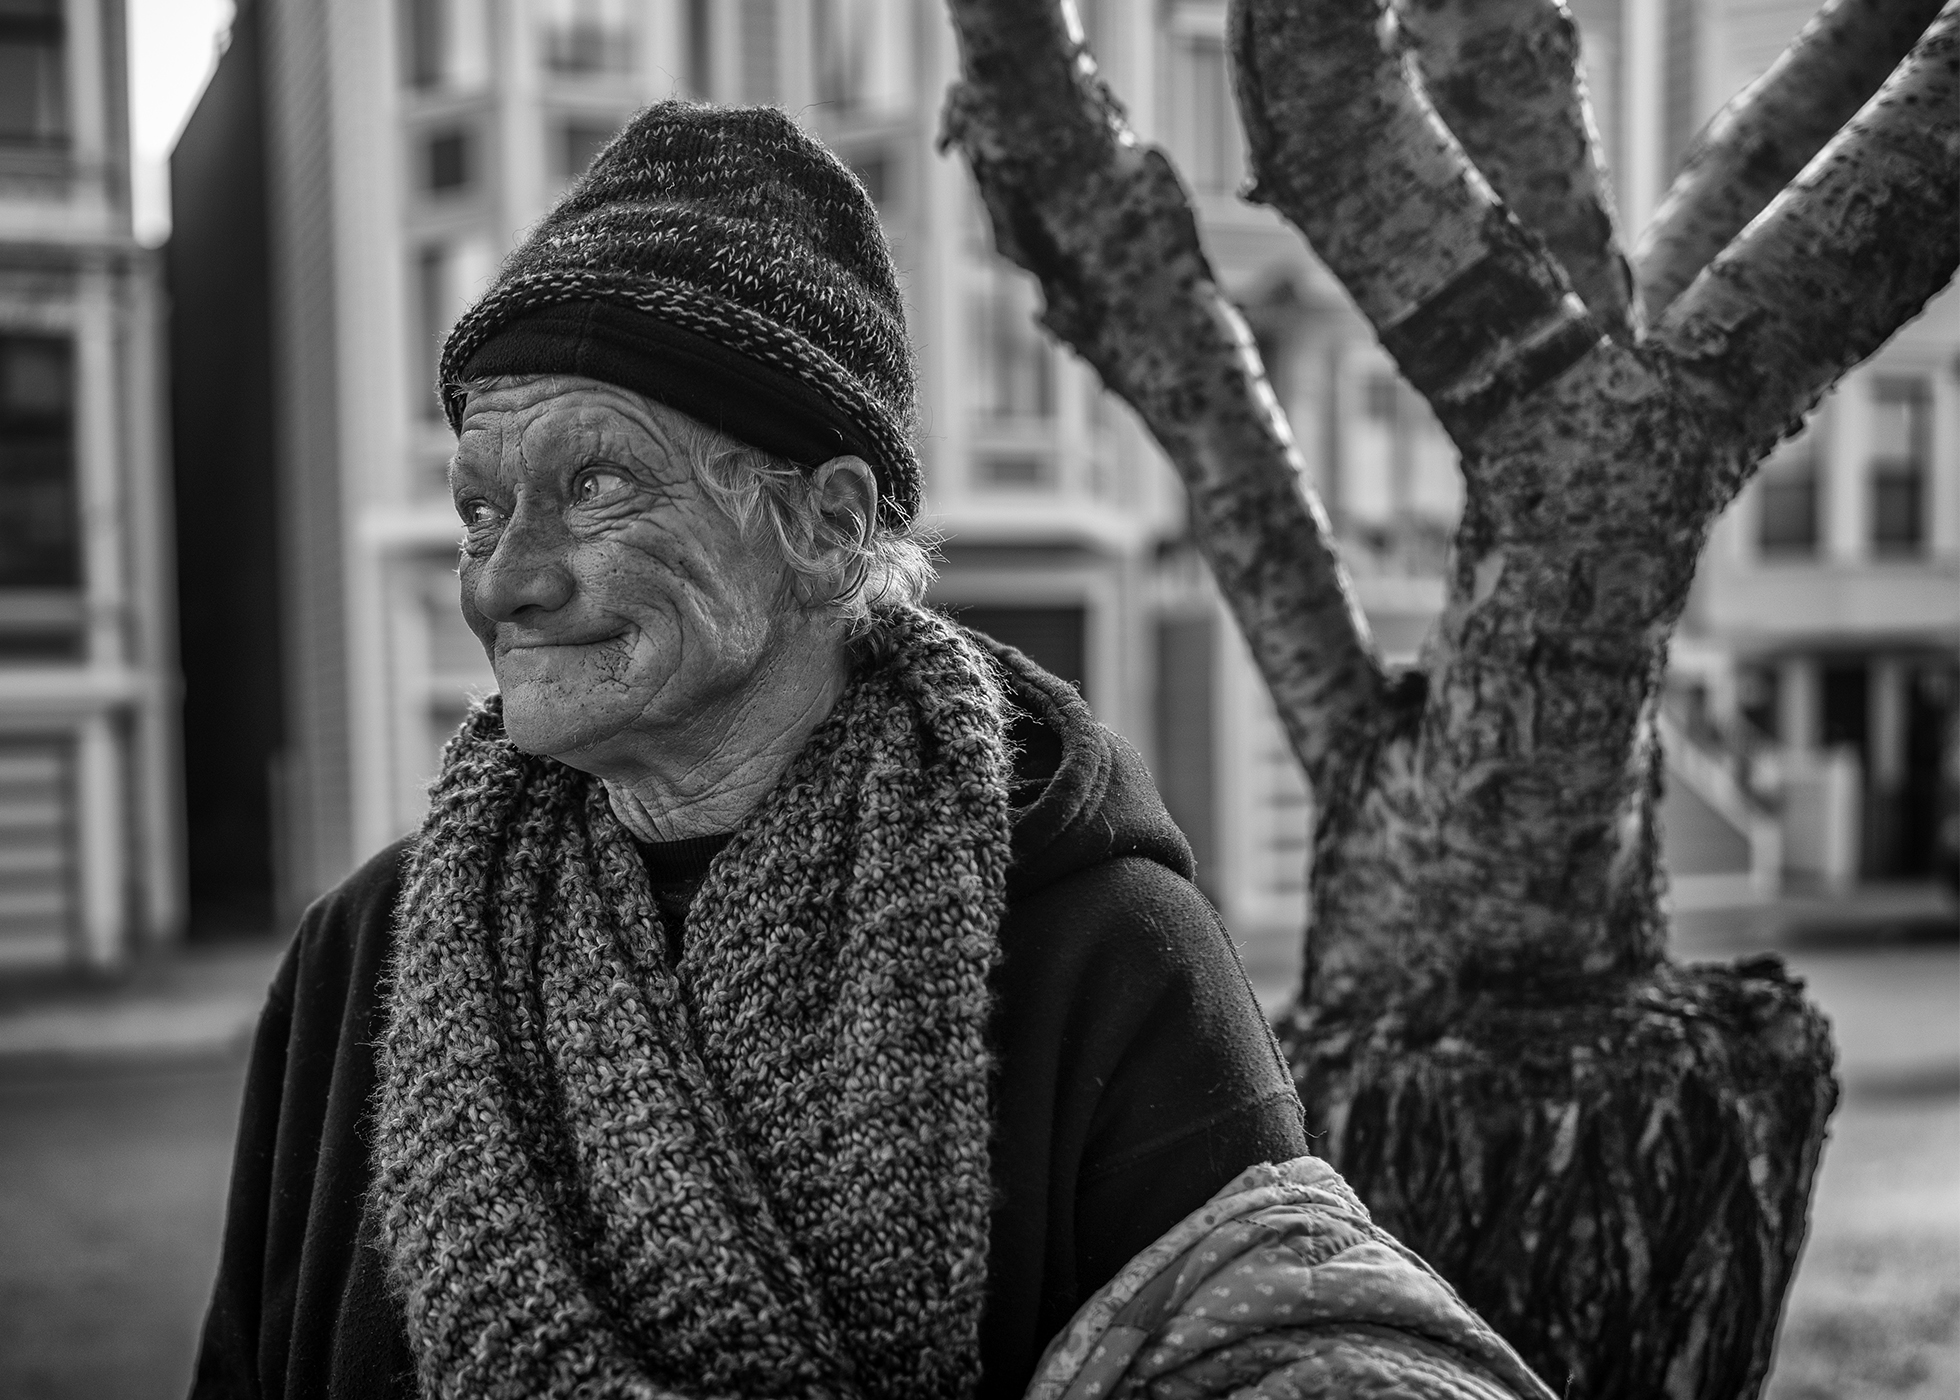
[684,0,713,97]
[415,248,448,418]
[975,453,1052,489]
[848,149,890,209]
[740,0,780,103]
[558,119,619,181]
[0,334,77,589]
[971,267,1054,424]
[541,0,633,75]
[1870,377,1929,555]
[946,605,1086,700]
[402,0,488,91]
[1757,429,1820,556]
[424,127,472,193]
[1364,373,1399,424]
[414,240,495,417]
[1346,364,1412,530]
[0,0,66,147]
[404,0,445,89]
[1737,664,1777,742]
[814,0,909,116]
[1169,19,1242,195]
[815,0,866,113]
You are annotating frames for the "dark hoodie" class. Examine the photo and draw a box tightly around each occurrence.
[189,644,1307,1400]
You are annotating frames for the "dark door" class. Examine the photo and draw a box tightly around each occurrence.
[943,604,1088,797]
[947,605,1088,702]
[1900,663,1956,877]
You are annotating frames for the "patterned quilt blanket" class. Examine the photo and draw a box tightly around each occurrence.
[1024,1156,1557,1400]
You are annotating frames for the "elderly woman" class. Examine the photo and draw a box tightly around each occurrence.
[191,104,1306,1400]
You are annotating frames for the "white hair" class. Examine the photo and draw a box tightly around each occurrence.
[665,413,938,629]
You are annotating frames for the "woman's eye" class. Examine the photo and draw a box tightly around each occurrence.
[458,500,500,530]
[573,468,628,504]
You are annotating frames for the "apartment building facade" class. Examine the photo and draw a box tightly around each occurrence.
[169,0,1254,928]
[167,0,1956,940]
[1663,0,1960,892]
[0,0,178,968]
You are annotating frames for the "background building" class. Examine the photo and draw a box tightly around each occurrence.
[1628,0,1960,897]
[166,0,1957,945]
[0,0,179,969]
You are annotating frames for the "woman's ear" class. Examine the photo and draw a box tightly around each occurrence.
[808,456,879,581]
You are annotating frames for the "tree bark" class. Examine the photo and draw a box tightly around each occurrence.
[939,0,1958,1395]
[1230,0,1601,440]
[1652,2,1960,495]
[943,0,1389,799]
[1637,0,1951,324]
[1399,0,1638,343]
[1281,959,1838,1400]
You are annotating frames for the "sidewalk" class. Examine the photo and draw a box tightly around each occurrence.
[0,881,1951,1068]
[0,936,285,1069]
[1669,879,1959,960]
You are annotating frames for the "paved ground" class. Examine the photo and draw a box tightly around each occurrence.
[0,1053,247,1400]
[0,937,279,1064]
[1767,1088,1960,1400]
[0,886,1952,1399]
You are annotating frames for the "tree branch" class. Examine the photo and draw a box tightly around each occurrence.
[1230,0,1604,442]
[1398,0,1637,344]
[940,0,1389,795]
[1636,0,1948,325]
[1652,0,1960,498]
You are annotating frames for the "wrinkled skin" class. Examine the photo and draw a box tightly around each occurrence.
[449,374,875,838]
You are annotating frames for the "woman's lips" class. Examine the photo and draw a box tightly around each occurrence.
[496,630,627,654]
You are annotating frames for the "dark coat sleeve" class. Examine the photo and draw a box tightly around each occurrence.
[979,855,1307,1399]
[188,946,296,1399]
[189,843,416,1400]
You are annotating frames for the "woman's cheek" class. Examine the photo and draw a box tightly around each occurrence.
[577,534,681,616]
[457,563,497,651]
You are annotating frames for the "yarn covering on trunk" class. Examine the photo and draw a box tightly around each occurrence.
[371,605,1010,1400]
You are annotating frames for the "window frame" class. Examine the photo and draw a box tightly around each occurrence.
[0,331,81,602]
[0,0,68,151]
[1868,376,1930,558]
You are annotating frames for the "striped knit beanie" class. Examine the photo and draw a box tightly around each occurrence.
[439,102,922,525]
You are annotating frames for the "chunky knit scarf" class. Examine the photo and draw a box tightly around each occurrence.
[371,606,1011,1400]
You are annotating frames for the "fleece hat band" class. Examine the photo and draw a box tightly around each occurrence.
[456,300,886,476]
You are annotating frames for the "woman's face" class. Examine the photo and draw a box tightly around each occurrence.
[449,375,798,770]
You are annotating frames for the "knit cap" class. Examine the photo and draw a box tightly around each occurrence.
[439,102,922,525]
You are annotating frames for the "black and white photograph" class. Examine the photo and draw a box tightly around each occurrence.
[0,1,1954,1397]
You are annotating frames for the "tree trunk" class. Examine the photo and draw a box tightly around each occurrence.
[940,1,1958,1394]
[1282,960,1837,1399]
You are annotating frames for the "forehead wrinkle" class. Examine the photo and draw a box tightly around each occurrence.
[451,410,516,490]
[457,377,703,488]
[522,395,693,486]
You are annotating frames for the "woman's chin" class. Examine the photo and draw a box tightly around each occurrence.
[497,689,629,763]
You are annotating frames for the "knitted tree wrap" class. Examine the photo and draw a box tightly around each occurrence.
[438,102,922,524]
[372,605,1009,1399]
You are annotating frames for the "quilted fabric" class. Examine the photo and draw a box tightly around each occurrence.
[1025,1157,1557,1400]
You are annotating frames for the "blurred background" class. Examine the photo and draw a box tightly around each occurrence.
[0,1,1953,1396]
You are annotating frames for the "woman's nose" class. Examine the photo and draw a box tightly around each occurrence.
[468,500,575,623]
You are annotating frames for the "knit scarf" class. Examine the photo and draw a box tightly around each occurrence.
[371,606,1011,1400]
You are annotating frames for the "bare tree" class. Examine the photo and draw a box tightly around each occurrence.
[939,0,1958,1396]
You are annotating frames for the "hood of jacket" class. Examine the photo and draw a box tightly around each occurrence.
[966,630,1196,904]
